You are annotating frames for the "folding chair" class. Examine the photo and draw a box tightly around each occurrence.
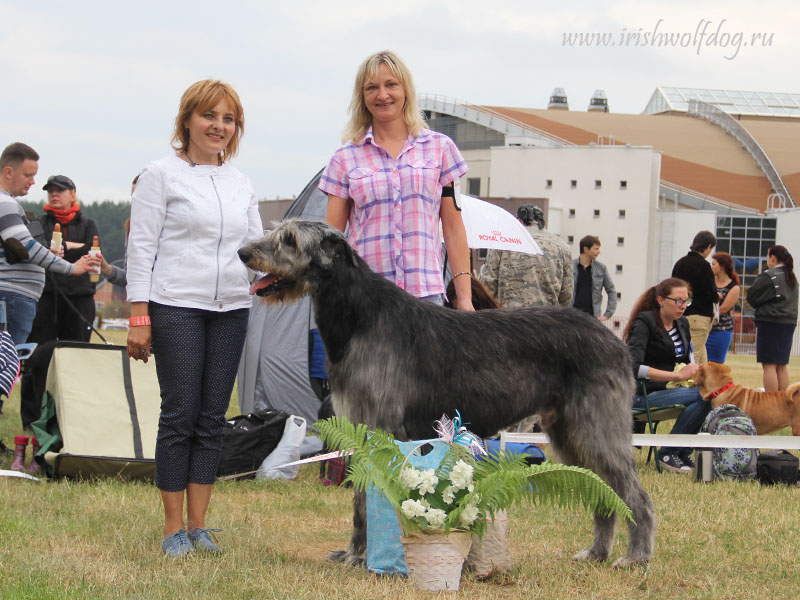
[632,378,686,472]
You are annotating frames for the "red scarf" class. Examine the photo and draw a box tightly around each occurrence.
[44,202,81,225]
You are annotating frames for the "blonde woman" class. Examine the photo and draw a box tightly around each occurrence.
[126,80,262,557]
[320,50,473,310]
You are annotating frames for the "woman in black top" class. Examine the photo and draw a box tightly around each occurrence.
[624,277,711,473]
[746,245,798,392]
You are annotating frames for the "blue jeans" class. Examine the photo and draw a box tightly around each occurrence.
[633,386,710,457]
[0,291,38,345]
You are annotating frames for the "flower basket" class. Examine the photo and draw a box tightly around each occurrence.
[400,530,471,592]
[316,415,634,590]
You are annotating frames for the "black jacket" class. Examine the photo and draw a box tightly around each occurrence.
[37,211,99,297]
[672,251,717,318]
[746,266,799,324]
[627,310,692,393]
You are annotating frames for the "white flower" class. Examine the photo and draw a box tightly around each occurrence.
[449,460,474,490]
[416,469,439,495]
[401,499,427,519]
[399,466,421,490]
[459,504,480,527]
[441,485,456,505]
[425,508,447,529]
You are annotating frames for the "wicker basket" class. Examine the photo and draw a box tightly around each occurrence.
[400,530,471,592]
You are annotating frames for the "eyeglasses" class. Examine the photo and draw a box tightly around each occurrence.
[664,296,692,308]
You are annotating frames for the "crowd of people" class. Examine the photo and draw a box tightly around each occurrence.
[0,49,797,554]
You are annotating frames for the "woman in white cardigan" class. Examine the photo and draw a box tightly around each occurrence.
[126,80,262,557]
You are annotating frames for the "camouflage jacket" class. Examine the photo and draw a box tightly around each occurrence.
[478,225,574,308]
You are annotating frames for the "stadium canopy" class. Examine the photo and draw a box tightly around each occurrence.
[644,87,800,118]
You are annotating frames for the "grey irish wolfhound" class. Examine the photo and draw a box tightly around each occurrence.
[238,220,655,568]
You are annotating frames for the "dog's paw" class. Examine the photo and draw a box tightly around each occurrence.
[573,548,609,562]
[326,549,365,567]
[612,556,649,571]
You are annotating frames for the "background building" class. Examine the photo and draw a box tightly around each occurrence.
[423,88,800,351]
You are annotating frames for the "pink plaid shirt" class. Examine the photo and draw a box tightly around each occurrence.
[320,128,468,297]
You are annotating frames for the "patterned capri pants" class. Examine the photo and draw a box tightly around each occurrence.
[150,302,249,492]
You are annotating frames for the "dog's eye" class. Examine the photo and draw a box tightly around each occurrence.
[282,233,298,251]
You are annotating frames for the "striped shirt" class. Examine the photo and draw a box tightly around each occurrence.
[319,127,468,298]
[667,325,685,357]
[0,189,74,300]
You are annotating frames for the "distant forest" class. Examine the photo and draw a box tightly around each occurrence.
[19,200,130,267]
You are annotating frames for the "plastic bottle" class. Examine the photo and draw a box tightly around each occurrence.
[89,235,101,282]
[50,223,62,253]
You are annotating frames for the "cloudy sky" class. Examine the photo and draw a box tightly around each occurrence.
[1,0,795,203]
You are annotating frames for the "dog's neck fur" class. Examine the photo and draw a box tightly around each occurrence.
[311,251,415,364]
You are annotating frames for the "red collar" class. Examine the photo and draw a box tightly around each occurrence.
[709,381,735,399]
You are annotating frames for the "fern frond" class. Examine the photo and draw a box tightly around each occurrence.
[477,463,634,523]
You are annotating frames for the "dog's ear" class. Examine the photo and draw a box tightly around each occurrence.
[319,234,358,268]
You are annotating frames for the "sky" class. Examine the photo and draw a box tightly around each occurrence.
[1,0,796,203]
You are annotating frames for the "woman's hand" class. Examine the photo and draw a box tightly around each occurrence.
[127,326,152,362]
[64,241,86,251]
[675,362,699,382]
[98,252,113,277]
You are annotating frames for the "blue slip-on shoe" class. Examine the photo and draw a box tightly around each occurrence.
[162,529,193,558]
[187,525,222,554]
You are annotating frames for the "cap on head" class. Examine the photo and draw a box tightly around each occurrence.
[43,175,76,192]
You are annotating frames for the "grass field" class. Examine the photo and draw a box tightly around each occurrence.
[1,348,799,599]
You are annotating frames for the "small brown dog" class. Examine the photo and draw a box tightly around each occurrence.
[694,362,800,435]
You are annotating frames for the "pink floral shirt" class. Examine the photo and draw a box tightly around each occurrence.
[320,128,468,297]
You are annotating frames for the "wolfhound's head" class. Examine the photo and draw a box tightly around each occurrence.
[238,219,357,302]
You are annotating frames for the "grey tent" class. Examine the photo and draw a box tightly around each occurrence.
[237,170,329,423]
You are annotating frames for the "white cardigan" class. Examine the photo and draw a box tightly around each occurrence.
[126,154,263,311]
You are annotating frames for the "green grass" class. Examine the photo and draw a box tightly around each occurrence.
[1,353,798,599]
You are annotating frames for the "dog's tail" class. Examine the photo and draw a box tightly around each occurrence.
[787,382,800,402]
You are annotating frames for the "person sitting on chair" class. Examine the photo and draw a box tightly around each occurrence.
[623,277,711,474]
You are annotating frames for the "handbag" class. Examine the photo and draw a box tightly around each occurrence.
[216,408,289,478]
[756,450,799,486]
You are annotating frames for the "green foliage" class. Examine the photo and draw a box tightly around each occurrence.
[315,416,633,538]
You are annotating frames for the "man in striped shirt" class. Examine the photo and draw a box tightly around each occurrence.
[0,143,97,344]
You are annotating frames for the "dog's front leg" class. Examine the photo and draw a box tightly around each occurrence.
[327,491,367,566]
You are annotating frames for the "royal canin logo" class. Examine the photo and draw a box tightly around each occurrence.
[477,230,523,245]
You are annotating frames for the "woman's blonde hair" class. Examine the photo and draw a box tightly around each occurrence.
[171,80,245,162]
[342,50,426,144]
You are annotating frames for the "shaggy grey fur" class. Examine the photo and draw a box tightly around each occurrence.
[239,220,656,568]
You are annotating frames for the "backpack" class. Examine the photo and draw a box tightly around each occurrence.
[757,450,799,486]
[700,404,759,481]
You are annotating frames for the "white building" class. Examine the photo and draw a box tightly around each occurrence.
[422,88,800,342]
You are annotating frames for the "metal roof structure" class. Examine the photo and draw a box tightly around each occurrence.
[644,87,800,118]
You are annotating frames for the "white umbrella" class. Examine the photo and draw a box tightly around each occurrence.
[459,195,543,256]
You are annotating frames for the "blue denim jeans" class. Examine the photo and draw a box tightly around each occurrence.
[633,386,710,457]
[0,291,38,345]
